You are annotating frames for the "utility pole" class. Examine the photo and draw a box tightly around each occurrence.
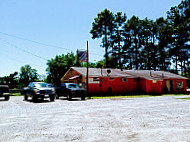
[86,41,89,99]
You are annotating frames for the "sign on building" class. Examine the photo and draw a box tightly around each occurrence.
[77,50,87,62]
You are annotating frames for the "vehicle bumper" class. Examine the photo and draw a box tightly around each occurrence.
[0,93,10,97]
[35,93,55,98]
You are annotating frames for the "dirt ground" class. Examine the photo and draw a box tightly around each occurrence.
[0,96,190,142]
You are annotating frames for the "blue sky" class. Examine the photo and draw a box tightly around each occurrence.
[0,0,182,77]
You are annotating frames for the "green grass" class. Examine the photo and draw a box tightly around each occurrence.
[10,93,21,96]
[90,94,188,99]
[178,97,190,100]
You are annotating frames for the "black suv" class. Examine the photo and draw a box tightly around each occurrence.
[23,82,55,102]
[55,83,86,101]
[0,85,10,100]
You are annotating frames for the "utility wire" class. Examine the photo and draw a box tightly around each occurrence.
[0,31,103,56]
[0,38,48,61]
[1,50,44,68]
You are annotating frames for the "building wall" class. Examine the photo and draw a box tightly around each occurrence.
[138,79,162,94]
[138,79,146,93]
[88,77,138,94]
[161,79,187,94]
[146,80,162,94]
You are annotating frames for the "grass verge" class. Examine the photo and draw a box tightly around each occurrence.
[90,94,188,99]
[10,93,21,96]
[178,97,190,100]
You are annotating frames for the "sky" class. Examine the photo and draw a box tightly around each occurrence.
[0,0,182,77]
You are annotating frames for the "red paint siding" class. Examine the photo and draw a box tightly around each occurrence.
[88,77,138,94]
[146,80,162,94]
[138,79,162,94]
[138,79,146,93]
[161,79,187,94]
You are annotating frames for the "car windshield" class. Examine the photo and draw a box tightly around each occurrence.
[48,84,53,87]
[34,83,48,88]
[67,84,79,88]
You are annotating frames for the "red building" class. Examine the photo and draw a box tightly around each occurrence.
[61,67,187,95]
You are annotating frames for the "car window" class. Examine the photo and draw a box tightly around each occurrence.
[28,83,33,87]
[67,84,79,88]
[34,83,48,88]
[48,84,53,87]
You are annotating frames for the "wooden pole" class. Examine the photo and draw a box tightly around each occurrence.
[86,41,89,99]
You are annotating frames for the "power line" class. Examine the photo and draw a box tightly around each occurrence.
[0,31,103,56]
[1,50,44,68]
[0,38,48,61]
[0,31,70,51]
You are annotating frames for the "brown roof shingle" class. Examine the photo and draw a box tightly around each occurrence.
[71,67,187,80]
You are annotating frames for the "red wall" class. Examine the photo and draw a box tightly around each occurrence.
[88,77,187,95]
[161,79,187,94]
[138,79,146,93]
[88,77,138,94]
[146,80,162,94]
[138,79,162,94]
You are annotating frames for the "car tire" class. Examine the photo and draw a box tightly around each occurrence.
[81,94,85,100]
[24,94,28,101]
[67,94,72,101]
[50,95,55,101]
[5,96,9,101]
[55,94,59,99]
[32,94,37,102]
[41,96,44,101]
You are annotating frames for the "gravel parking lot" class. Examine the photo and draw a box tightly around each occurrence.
[0,96,190,142]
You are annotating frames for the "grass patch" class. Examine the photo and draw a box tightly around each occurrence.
[178,97,190,100]
[10,93,21,96]
[91,95,158,99]
[90,94,188,99]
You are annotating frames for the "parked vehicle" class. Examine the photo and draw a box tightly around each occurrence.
[47,83,54,88]
[23,82,55,102]
[187,87,190,93]
[0,85,10,100]
[55,83,86,101]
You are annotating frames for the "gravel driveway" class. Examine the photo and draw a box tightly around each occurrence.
[0,96,190,142]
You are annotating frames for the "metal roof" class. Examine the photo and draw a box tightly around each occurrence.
[71,67,187,80]
[71,67,136,78]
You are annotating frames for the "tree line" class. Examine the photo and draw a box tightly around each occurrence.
[90,0,190,76]
[0,52,106,88]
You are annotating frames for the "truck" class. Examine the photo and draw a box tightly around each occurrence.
[23,82,55,102]
[0,85,10,100]
[55,83,86,101]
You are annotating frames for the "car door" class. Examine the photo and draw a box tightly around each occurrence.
[26,83,34,96]
[60,83,66,95]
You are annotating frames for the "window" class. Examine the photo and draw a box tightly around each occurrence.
[176,80,184,90]
[109,77,114,81]
[93,77,99,81]
[152,80,157,83]
[133,78,139,82]
[121,77,127,82]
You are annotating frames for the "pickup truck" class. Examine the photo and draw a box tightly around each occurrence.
[55,83,86,101]
[0,85,10,100]
[23,82,55,102]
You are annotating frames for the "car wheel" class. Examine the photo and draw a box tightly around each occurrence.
[67,94,72,101]
[55,94,59,99]
[50,95,55,101]
[24,94,28,101]
[5,96,9,101]
[32,95,37,102]
[81,94,85,100]
[41,96,44,101]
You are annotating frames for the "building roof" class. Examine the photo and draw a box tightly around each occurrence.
[123,70,187,80]
[71,67,136,78]
[71,67,187,80]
